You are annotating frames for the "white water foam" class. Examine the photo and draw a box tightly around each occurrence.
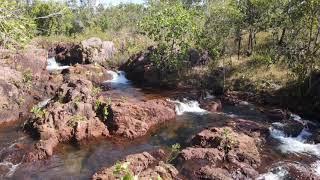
[0,161,21,177]
[106,70,130,84]
[168,99,207,115]
[257,166,288,180]
[272,122,286,128]
[270,127,320,157]
[46,57,70,71]
[37,98,51,108]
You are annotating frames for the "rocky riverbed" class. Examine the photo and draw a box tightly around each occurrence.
[1,38,320,179]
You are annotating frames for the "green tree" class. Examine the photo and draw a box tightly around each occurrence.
[0,0,34,48]
[198,0,243,58]
[140,1,198,76]
[31,0,75,36]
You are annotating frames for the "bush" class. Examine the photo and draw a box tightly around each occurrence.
[140,1,198,75]
[31,1,75,36]
[0,0,35,48]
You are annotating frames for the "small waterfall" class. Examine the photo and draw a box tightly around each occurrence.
[46,57,70,71]
[270,127,320,157]
[105,71,130,84]
[37,98,51,108]
[168,99,207,115]
[257,166,288,180]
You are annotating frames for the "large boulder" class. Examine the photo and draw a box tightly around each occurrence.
[55,38,116,65]
[0,48,49,125]
[107,98,176,138]
[24,79,109,161]
[93,151,179,180]
[67,64,113,85]
[177,120,268,179]
[82,38,116,64]
[121,47,213,86]
[199,99,222,112]
[120,47,161,85]
[13,47,47,77]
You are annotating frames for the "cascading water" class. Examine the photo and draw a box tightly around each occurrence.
[2,66,320,179]
[269,127,320,156]
[257,166,289,180]
[269,113,320,157]
[105,70,130,84]
[37,98,51,108]
[46,57,70,71]
[168,99,207,115]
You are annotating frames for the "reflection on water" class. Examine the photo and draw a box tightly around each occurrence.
[2,70,320,179]
[12,112,229,179]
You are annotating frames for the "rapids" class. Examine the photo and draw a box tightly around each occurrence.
[1,70,320,179]
[46,57,70,71]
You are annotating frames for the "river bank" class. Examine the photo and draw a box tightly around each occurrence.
[0,39,320,179]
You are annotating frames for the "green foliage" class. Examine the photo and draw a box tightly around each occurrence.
[0,0,35,48]
[140,1,198,74]
[251,54,273,66]
[198,0,242,58]
[67,115,86,127]
[22,69,33,88]
[30,106,47,119]
[31,0,75,36]
[22,69,33,83]
[95,98,111,120]
[220,128,237,155]
[92,86,102,96]
[94,4,145,32]
[167,143,181,163]
[113,162,137,180]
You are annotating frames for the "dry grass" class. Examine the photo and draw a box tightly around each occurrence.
[217,55,295,91]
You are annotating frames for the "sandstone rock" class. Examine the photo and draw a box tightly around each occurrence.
[0,47,50,125]
[68,64,112,85]
[108,98,176,138]
[177,122,266,180]
[281,120,304,137]
[120,47,159,85]
[199,99,222,112]
[14,48,47,77]
[24,79,109,161]
[196,166,233,180]
[55,38,116,65]
[264,109,289,122]
[93,151,179,180]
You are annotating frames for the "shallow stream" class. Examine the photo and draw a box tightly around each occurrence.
[1,60,320,179]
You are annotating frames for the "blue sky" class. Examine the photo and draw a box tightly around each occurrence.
[102,0,145,6]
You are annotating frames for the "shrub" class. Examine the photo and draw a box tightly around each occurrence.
[30,106,47,119]
[140,1,198,76]
[0,0,35,48]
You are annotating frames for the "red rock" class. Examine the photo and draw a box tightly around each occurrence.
[24,79,109,161]
[93,151,179,180]
[108,99,176,138]
[177,122,265,180]
[200,99,222,112]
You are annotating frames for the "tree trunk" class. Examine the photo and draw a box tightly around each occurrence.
[278,28,286,45]
[247,29,253,56]
[236,29,242,60]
